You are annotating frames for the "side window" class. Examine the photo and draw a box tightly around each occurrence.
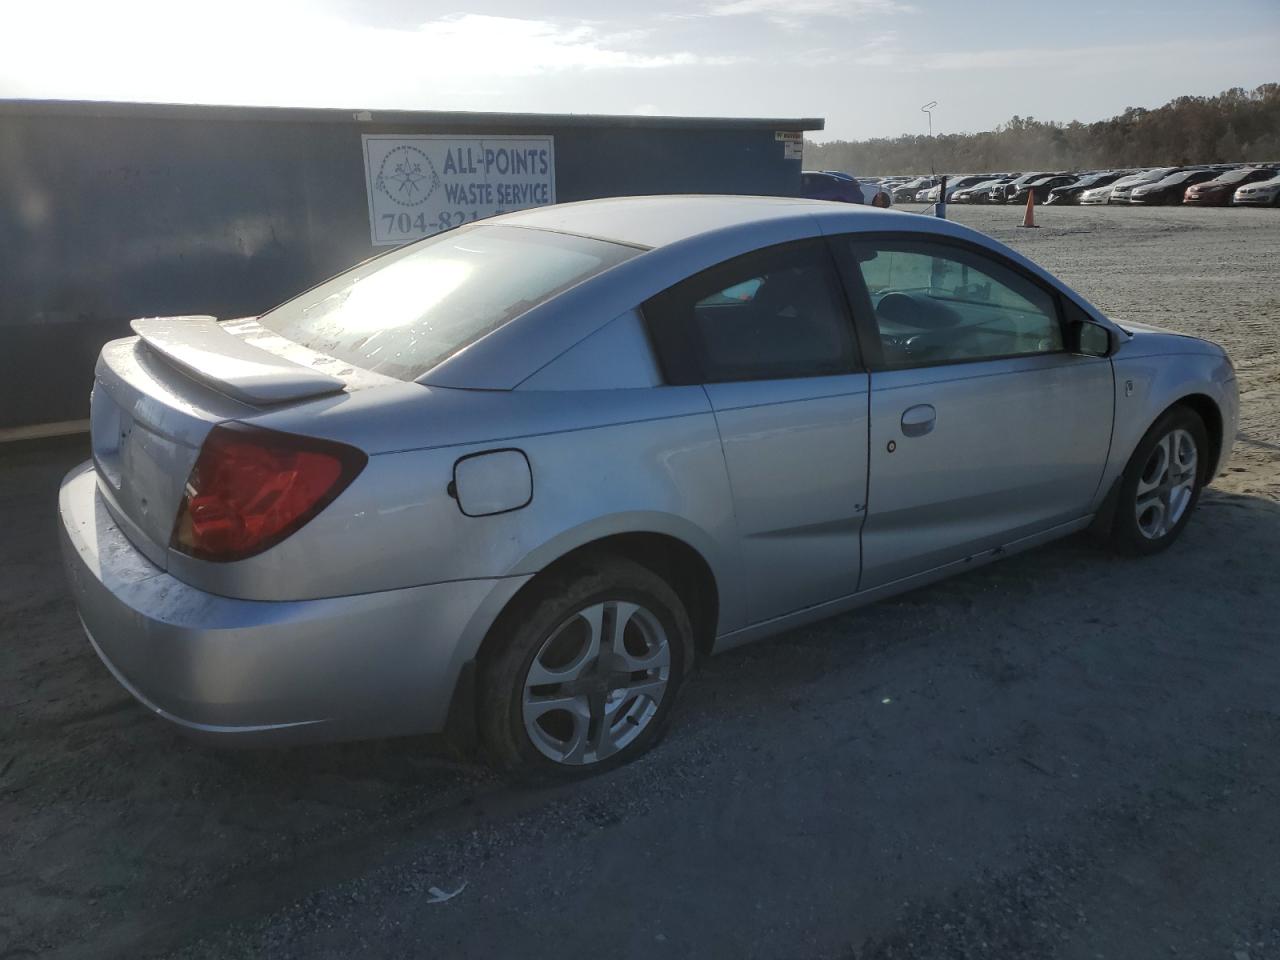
[644,240,858,383]
[847,239,1063,367]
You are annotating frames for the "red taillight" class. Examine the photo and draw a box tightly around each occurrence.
[171,424,367,562]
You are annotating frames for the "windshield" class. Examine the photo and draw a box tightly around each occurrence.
[259,224,640,381]
[1216,168,1256,184]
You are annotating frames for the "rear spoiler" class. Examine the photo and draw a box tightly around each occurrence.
[131,316,346,405]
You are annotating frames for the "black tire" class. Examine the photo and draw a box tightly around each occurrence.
[1108,405,1209,556]
[478,555,693,778]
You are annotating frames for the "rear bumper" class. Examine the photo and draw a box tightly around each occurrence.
[58,461,528,744]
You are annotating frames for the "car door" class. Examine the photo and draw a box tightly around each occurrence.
[834,234,1113,590]
[643,239,869,625]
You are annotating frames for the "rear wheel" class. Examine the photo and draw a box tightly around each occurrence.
[1108,406,1209,556]
[479,556,692,777]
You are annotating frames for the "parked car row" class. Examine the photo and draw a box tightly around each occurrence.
[845,164,1280,208]
[1084,165,1280,205]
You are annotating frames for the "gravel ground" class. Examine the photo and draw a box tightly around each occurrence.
[2,204,1278,960]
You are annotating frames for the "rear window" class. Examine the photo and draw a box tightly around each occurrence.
[259,224,640,381]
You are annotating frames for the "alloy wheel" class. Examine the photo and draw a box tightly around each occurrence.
[521,600,671,765]
[1135,428,1198,540]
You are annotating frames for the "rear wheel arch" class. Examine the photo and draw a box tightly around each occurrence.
[477,531,720,671]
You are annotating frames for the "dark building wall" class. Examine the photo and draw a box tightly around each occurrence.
[0,102,821,431]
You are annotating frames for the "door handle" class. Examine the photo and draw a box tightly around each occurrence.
[900,404,936,437]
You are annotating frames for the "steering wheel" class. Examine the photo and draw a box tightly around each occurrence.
[875,291,960,331]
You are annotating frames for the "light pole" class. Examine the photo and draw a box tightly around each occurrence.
[921,100,937,139]
[920,101,945,218]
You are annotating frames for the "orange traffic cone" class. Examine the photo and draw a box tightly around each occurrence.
[1018,188,1039,228]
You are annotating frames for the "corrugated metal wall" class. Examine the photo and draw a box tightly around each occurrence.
[0,102,821,431]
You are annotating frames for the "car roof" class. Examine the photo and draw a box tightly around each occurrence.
[493,194,876,249]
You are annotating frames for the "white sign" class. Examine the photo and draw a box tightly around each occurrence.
[361,135,556,246]
[776,131,803,162]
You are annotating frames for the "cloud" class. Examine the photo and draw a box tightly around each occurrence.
[411,15,710,72]
[851,32,905,67]
[703,0,915,35]
[920,45,1094,71]
[0,3,727,107]
[708,0,915,18]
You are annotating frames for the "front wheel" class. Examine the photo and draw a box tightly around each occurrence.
[1108,406,1209,556]
[479,556,692,777]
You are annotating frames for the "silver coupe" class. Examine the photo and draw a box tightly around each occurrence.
[59,196,1238,774]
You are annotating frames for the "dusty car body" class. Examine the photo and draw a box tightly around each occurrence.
[1232,172,1280,206]
[892,177,935,203]
[950,178,1008,203]
[1045,171,1127,205]
[988,172,1050,203]
[60,196,1238,773]
[1110,167,1182,203]
[1130,169,1220,205]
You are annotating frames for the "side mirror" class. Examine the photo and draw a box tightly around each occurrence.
[1071,318,1114,357]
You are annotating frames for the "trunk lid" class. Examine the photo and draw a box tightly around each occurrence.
[90,316,383,569]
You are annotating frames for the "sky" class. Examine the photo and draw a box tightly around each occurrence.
[3,0,1277,141]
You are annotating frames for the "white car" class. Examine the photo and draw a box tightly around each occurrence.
[1080,171,1148,205]
[1233,173,1280,206]
[923,176,988,203]
[1079,185,1116,205]
[950,178,1006,203]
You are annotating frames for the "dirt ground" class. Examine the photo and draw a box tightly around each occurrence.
[2,204,1279,960]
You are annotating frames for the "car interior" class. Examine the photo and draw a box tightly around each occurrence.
[855,246,1062,365]
[678,240,1063,377]
[692,263,855,379]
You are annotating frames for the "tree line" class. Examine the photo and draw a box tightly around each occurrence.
[805,84,1280,176]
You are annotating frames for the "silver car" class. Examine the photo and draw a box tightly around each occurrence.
[59,196,1238,775]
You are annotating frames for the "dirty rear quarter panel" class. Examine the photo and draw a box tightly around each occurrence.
[179,386,744,630]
